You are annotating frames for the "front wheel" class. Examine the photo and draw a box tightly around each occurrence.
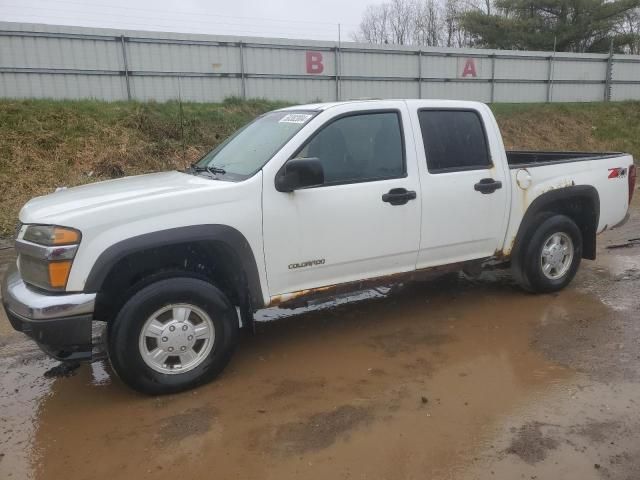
[107,277,239,395]
[515,214,583,293]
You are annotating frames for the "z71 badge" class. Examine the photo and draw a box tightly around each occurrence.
[608,167,628,179]
[288,259,325,269]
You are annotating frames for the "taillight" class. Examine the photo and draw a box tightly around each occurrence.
[629,164,637,205]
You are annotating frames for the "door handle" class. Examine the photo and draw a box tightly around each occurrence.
[382,188,417,206]
[474,178,502,194]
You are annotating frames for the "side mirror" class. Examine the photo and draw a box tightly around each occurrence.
[275,158,324,192]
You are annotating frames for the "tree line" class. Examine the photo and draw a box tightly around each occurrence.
[352,0,640,53]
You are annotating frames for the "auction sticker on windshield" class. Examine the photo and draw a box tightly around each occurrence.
[279,113,313,124]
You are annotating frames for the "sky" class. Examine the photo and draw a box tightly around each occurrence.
[0,0,370,41]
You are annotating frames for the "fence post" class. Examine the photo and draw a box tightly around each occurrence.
[417,50,422,99]
[546,55,555,103]
[239,41,246,99]
[334,46,340,101]
[604,39,614,102]
[119,35,131,101]
[490,54,496,103]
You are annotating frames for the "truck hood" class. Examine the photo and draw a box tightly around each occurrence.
[19,171,231,225]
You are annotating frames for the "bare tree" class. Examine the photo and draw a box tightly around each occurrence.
[388,0,416,44]
[354,0,475,47]
[353,4,393,43]
[443,0,459,46]
[413,0,442,46]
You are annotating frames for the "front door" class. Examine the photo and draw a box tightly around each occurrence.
[262,104,421,297]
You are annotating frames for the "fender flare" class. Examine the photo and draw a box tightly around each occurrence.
[511,185,600,264]
[84,225,264,309]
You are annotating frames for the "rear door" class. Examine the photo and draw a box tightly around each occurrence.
[409,104,509,268]
[262,102,421,297]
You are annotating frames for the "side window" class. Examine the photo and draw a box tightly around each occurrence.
[295,112,404,184]
[418,110,491,173]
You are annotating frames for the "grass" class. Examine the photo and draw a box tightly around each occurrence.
[1,98,639,237]
[491,102,640,156]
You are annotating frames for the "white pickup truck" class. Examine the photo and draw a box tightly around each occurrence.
[2,100,636,394]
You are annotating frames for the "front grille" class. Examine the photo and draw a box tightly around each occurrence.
[15,222,23,240]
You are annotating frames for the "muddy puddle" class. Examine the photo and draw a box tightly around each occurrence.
[1,199,639,480]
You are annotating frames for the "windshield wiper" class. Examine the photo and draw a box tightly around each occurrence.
[189,163,226,176]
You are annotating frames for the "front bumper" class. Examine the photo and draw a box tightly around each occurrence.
[1,264,96,361]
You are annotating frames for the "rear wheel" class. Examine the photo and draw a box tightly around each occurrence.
[108,277,239,394]
[515,214,582,293]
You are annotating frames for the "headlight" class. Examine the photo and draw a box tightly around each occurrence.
[17,225,81,291]
[23,225,81,246]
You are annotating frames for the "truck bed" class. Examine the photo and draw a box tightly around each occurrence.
[507,151,622,168]
[503,149,634,261]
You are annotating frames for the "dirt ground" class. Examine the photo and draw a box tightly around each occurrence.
[1,198,639,480]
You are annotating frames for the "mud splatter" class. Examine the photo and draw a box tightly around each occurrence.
[613,268,640,281]
[156,406,216,446]
[368,327,454,356]
[272,405,373,454]
[266,378,326,399]
[506,422,559,464]
[43,362,81,379]
[572,421,623,444]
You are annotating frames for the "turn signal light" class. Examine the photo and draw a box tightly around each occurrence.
[48,261,72,289]
[53,227,80,245]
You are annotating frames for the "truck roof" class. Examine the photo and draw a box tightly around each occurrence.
[277,99,487,112]
[277,100,373,111]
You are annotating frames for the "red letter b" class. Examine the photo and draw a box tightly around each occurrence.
[306,51,324,74]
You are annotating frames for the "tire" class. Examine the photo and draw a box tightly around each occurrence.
[107,277,239,395]
[515,213,583,293]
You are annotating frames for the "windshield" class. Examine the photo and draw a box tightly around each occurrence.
[195,110,317,180]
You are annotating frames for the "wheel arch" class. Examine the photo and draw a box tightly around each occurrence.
[86,225,264,324]
[512,185,600,265]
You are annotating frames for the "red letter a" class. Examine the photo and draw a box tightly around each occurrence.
[462,58,477,78]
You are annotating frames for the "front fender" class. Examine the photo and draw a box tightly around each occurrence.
[84,224,265,309]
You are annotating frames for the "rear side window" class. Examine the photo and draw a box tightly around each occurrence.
[294,111,405,185]
[418,110,491,173]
